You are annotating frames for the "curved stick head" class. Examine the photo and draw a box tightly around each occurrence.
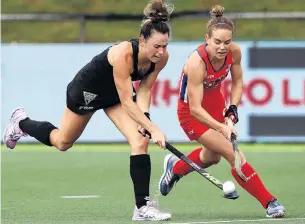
[223,190,239,200]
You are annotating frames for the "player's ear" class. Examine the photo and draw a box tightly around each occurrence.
[139,35,146,47]
[205,34,210,43]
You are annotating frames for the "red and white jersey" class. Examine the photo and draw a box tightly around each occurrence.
[179,43,233,103]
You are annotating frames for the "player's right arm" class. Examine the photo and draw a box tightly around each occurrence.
[185,53,232,139]
[108,42,166,147]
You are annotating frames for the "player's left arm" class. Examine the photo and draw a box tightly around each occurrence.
[230,43,243,106]
[226,43,243,124]
[136,51,169,114]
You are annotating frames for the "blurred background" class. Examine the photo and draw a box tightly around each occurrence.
[1,1,305,223]
[2,0,305,42]
[2,0,305,143]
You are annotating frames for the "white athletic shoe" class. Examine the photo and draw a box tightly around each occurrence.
[132,200,171,221]
[266,199,285,218]
[3,107,28,149]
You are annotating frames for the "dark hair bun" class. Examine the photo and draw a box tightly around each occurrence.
[143,0,174,23]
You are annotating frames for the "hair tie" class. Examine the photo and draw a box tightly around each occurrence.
[144,12,168,22]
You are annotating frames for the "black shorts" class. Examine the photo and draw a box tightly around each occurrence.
[66,84,137,115]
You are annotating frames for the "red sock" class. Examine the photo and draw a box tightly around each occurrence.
[231,162,275,208]
[173,148,203,176]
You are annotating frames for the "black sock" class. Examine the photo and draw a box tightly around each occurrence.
[130,154,151,209]
[19,118,57,146]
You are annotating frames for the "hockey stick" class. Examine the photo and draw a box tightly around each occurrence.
[230,133,248,182]
[226,118,248,182]
[138,130,239,199]
[165,141,238,199]
[165,142,222,189]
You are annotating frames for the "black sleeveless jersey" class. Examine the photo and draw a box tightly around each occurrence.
[67,39,155,98]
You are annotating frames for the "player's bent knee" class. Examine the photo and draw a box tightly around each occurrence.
[204,157,221,167]
[130,137,149,154]
[212,157,221,165]
[201,151,221,167]
[56,142,74,151]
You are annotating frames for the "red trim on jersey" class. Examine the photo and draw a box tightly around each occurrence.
[196,43,233,74]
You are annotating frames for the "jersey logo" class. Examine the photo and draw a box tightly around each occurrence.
[204,72,229,89]
[83,91,97,105]
[188,130,195,136]
[207,75,214,79]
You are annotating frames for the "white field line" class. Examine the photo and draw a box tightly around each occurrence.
[168,217,305,224]
[60,195,100,199]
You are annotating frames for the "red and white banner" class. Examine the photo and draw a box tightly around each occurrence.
[2,42,305,142]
